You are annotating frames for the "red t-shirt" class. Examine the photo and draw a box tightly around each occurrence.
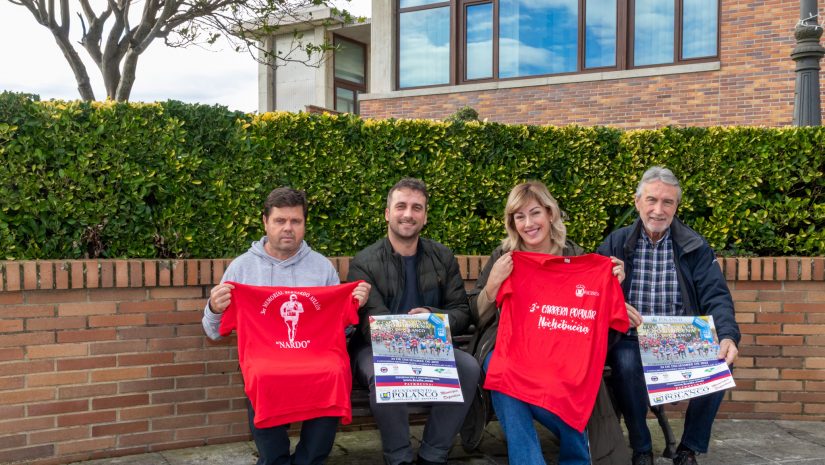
[484,252,629,432]
[219,281,360,428]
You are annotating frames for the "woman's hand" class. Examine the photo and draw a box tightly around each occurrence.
[484,252,514,301]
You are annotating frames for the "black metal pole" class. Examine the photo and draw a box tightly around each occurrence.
[792,0,824,126]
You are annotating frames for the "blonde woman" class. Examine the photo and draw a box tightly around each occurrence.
[470,181,631,465]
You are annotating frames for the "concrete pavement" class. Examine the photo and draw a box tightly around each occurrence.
[69,418,825,465]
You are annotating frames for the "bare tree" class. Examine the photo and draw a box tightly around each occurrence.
[7,0,354,102]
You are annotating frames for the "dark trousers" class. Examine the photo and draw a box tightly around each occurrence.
[247,401,339,465]
[355,345,481,465]
[607,334,725,454]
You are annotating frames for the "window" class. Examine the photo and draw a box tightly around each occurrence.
[396,0,719,89]
[333,36,367,114]
[398,1,452,88]
[464,2,493,81]
[585,0,618,68]
[499,0,578,78]
[681,0,718,59]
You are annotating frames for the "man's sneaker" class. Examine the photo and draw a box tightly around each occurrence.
[673,448,698,465]
[632,451,655,465]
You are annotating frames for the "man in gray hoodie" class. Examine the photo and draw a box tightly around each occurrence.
[202,187,370,465]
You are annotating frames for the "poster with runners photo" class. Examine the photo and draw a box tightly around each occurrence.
[369,313,463,403]
[637,315,736,406]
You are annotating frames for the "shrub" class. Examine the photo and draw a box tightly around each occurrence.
[1,94,822,258]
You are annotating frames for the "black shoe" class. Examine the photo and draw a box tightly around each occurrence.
[632,451,655,465]
[673,447,698,465]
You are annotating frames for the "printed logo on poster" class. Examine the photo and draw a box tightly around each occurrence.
[412,367,422,375]
[384,387,440,401]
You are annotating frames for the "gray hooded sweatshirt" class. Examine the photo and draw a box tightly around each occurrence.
[201,237,339,340]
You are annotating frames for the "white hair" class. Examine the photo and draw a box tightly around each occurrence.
[635,166,682,202]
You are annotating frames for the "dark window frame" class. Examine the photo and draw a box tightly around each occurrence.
[333,35,368,114]
[396,0,720,90]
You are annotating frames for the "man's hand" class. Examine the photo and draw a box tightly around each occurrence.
[610,256,626,283]
[408,307,431,315]
[208,283,235,314]
[718,338,738,365]
[353,282,371,308]
[625,303,643,328]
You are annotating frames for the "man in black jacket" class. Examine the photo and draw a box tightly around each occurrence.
[597,167,740,465]
[348,178,480,465]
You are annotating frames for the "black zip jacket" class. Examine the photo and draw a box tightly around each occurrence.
[347,237,471,351]
[596,217,740,345]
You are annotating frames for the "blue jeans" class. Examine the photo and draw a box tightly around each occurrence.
[484,352,591,465]
[247,400,338,465]
[607,333,725,454]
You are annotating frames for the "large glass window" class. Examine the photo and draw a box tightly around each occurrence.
[396,0,719,89]
[335,39,366,85]
[399,2,451,88]
[336,87,356,114]
[465,3,494,80]
[633,0,675,66]
[585,0,617,68]
[499,0,578,78]
[333,36,366,114]
[682,0,718,59]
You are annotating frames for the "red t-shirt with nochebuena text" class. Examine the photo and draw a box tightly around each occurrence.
[483,252,629,432]
[219,281,360,428]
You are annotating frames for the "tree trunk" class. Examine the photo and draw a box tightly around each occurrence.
[51,31,96,101]
[115,50,140,102]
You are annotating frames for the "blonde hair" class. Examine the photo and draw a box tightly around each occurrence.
[501,181,567,254]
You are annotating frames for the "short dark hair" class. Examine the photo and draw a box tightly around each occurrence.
[386,178,429,209]
[263,187,308,219]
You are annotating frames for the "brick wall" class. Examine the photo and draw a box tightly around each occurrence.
[360,1,823,128]
[0,256,823,464]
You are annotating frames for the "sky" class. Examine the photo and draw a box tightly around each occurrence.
[0,0,371,113]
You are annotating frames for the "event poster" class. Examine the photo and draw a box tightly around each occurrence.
[369,313,463,403]
[637,315,736,406]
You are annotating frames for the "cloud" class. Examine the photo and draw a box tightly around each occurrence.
[512,0,577,15]
[467,41,493,80]
[499,37,576,77]
[682,0,717,58]
[633,1,675,65]
[399,7,450,87]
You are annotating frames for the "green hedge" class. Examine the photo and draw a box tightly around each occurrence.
[1,93,823,259]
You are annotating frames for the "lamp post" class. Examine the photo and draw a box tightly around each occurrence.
[792,0,825,126]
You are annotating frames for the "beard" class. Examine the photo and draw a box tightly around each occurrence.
[389,218,423,240]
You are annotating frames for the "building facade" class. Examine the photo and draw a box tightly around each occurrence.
[357,0,823,128]
[256,7,370,114]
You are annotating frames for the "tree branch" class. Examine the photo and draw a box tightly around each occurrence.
[7,0,348,102]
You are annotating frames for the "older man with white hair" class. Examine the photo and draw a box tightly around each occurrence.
[597,166,740,465]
